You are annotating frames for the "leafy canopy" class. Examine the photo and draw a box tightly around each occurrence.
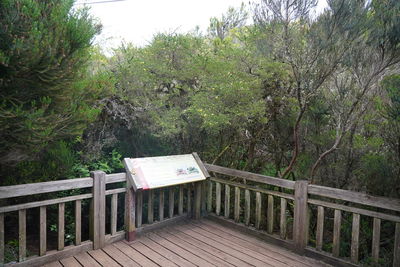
[0,0,101,165]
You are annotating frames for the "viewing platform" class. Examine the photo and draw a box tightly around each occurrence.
[0,163,399,266]
[44,219,328,267]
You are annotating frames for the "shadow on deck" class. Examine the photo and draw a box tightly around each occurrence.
[45,219,329,267]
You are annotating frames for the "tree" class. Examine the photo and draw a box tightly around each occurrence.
[208,3,249,40]
[308,0,400,181]
[377,75,400,196]
[252,0,400,181]
[253,0,358,178]
[0,0,101,165]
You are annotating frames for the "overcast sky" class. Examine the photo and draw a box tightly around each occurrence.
[75,0,328,52]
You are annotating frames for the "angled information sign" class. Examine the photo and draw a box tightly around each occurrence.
[123,153,209,191]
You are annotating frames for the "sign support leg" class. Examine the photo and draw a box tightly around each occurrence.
[125,186,136,242]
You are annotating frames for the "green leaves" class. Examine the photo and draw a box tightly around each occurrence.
[0,0,101,166]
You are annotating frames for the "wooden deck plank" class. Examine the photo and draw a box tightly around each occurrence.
[130,241,178,267]
[192,220,310,267]
[87,249,120,267]
[155,229,234,267]
[201,218,327,266]
[113,241,159,267]
[45,218,331,267]
[43,261,63,267]
[146,232,215,266]
[164,226,252,267]
[140,237,196,267]
[59,256,82,267]
[175,224,275,267]
[182,222,288,267]
[202,218,322,265]
[102,243,140,266]
[74,252,101,267]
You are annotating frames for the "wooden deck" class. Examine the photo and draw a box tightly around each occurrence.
[44,219,330,267]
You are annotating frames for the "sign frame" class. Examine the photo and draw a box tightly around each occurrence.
[123,152,209,191]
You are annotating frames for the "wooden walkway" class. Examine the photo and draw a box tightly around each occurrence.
[44,219,330,267]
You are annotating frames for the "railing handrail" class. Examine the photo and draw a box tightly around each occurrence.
[0,173,126,200]
[308,184,400,212]
[0,193,93,213]
[0,177,93,199]
[205,163,400,212]
[204,163,295,189]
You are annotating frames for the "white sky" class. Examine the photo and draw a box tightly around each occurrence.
[75,0,328,52]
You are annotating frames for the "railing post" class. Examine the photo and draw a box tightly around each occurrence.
[125,182,136,242]
[293,180,309,254]
[90,171,106,249]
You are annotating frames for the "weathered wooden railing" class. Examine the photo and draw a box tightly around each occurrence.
[204,164,400,267]
[1,164,399,266]
[0,171,204,266]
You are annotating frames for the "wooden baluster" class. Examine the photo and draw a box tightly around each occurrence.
[245,189,250,226]
[40,206,47,256]
[169,187,175,218]
[372,218,381,261]
[267,195,274,234]
[234,187,240,222]
[148,190,154,224]
[136,190,143,227]
[216,182,221,216]
[0,213,3,264]
[224,185,230,219]
[306,207,310,245]
[255,192,262,229]
[187,184,192,216]
[332,209,341,257]
[280,198,287,239]
[19,209,26,261]
[293,180,309,254]
[316,206,324,251]
[207,180,213,212]
[159,189,164,221]
[394,222,400,267]
[58,203,65,251]
[350,213,360,264]
[75,200,81,246]
[179,185,184,215]
[201,181,207,215]
[111,193,118,235]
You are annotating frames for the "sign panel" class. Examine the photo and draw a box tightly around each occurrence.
[124,153,208,190]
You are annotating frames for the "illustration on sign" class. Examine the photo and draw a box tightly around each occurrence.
[176,166,199,176]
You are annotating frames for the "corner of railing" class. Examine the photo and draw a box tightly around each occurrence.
[293,180,309,255]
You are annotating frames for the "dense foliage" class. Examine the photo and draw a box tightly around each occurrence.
[0,0,111,182]
[1,0,400,265]
[78,0,400,198]
[1,0,399,197]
